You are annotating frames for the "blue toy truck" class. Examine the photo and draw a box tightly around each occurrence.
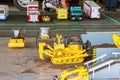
[70,6,83,21]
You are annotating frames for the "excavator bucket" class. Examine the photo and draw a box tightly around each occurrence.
[8,29,25,48]
[112,34,120,49]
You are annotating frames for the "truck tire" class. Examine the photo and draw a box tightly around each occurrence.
[13,0,35,10]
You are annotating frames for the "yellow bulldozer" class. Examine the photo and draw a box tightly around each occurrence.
[8,29,25,48]
[53,66,89,80]
[37,32,93,64]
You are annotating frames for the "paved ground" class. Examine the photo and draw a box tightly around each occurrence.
[0,37,75,80]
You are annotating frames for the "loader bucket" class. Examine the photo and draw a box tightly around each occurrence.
[13,30,20,38]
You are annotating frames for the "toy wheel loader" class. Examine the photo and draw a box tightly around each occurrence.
[8,29,25,48]
[38,33,93,64]
[53,66,89,80]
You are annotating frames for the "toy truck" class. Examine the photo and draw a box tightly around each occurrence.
[70,6,83,20]
[27,1,40,22]
[56,8,68,20]
[0,5,9,20]
[83,1,101,19]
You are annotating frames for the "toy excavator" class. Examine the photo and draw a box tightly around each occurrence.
[53,66,89,80]
[112,34,120,49]
[38,34,93,64]
[8,29,25,48]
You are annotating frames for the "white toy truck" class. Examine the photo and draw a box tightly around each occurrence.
[27,1,40,22]
[83,1,101,19]
[0,5,9,20]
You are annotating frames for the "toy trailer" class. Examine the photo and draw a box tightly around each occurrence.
[83,1,101,19]
[0,5,9,20]
[27,1,40,22]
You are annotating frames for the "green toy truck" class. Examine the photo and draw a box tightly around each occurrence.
[70,6,83,20]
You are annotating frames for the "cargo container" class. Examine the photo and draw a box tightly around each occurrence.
[0,5,9,20]
[83,1,101,19]
[27,1,40,22]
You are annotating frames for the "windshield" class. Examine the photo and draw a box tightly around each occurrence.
[30,12,39,15]
[58,10,67,14]
[73,11,81,13]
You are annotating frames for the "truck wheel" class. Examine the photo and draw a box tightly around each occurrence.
[13,0,35,10]
[71,17,76,20]
[78,17,82,20]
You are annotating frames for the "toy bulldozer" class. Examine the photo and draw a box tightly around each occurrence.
[53,66,89,80]
[8,29,25,48]
[38,33,93,64]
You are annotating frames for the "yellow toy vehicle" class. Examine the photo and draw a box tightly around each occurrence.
[112,34,120,49]
[41,15,51,22]
[56,8,68,20]
[54,66,89,80]
[8,29,25,48]
[37,33,93,64]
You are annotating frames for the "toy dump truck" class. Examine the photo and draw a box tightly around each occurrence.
[70,6,83,20]
[8,29,25,48]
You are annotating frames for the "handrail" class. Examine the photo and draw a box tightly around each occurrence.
[88,58,120,77]
[84,54,107,67]
[112,52,120,58]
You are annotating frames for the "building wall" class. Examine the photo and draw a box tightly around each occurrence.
[89,63,120,79]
